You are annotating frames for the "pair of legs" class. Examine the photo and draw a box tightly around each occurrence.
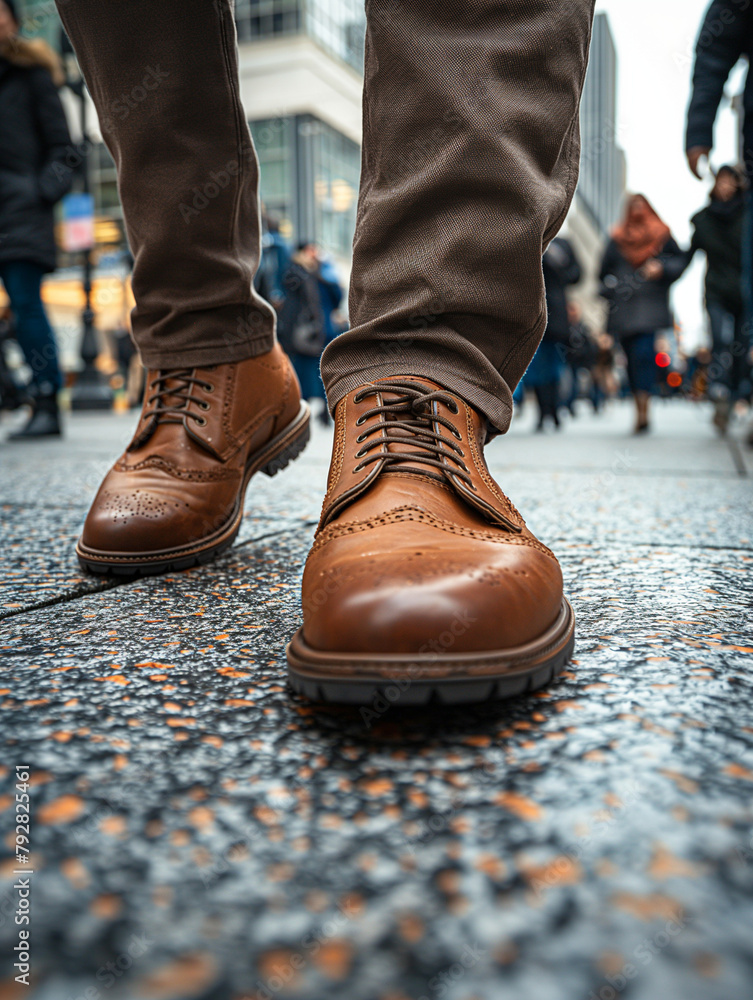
[58,0,595,703]
[706,298,750,435]
[0,260,62,437]
[621,332,655,433]
[533,383,561,430]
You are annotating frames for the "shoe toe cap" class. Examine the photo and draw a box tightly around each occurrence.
[80,472,234,556]
[302,535,563,655]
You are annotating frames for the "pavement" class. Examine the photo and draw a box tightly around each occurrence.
[1,396,752,1000]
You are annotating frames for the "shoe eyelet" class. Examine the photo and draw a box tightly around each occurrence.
[450,402,459,414]
[453,429,462,439]
[195,416,207,427]
[199,400,210,411]
[203,382,215,392]
[353,391,364,404]
[354,448,366,459]
[356,432,366,443]
[355,415,366,426]
[353,464,363,474]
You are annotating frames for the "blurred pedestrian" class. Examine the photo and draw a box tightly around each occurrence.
[315,254,344,426]
[563,301,599,414]
[686,0,752,320]
[0,304,24,410]
[0,0,73,438]
[277,242,328,421]
[686,165,749,433]
[599,195,686,434]
[592,332,618,404]
[254,212,290,313]
[525,237,581,431]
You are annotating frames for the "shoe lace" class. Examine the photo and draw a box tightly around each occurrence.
[142,369,215,428]
[352,380,474,488]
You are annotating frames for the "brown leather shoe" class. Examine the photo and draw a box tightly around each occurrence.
[288,377,573,705]
[77,345,309,575]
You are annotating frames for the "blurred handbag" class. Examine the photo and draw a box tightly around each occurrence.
[291,319,325,357]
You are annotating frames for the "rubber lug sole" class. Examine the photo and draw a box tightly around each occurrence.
[287,598,575,706]
[76,401,310,577]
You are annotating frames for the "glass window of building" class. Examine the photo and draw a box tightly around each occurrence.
[309,118,359,259]
[236,0,364,72]
[235,0,302,43]
[251,114,360,260]
[250,117,296,240]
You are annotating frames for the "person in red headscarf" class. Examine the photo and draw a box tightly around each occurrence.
[599,195,687,433]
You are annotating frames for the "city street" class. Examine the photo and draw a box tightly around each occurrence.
[1,396,752,1000]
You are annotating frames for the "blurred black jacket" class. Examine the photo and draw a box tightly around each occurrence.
[688,195,744,312]
[599,238,686,337]
[542,237,581,343]
[686,0,753,172]
[0,39,72,271]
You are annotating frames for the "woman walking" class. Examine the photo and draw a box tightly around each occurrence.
[686,165,749,434]
[525,236,581,430]
[0,0,72,438]
[277,242,328,422]
[599,195,686,433]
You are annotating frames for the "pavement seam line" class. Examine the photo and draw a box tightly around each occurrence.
[0,525,313,622]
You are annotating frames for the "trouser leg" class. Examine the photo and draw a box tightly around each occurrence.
[321,0,595,434]
[0,262,62,393]
[707,299,735,400]
[53,0,275,369]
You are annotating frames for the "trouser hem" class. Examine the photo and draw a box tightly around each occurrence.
[137,334,275,370]
[324,360,513,436]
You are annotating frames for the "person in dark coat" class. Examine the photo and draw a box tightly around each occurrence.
[524,236,581,431]
[686,0,753,318]
[314,255,344,425]
[254,213,291,313]
[277,242,328,418]
[0,0,73,438]
[686,166,750,433]
[599,195,686,433]
[563,301,599,414]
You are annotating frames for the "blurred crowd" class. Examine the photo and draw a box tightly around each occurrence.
[520,168,752,440]
[0,0,751,443]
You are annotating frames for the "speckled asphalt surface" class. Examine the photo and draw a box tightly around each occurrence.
[1,398,752,1000]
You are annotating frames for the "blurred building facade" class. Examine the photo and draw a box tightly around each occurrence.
[565,11,627,329]
[13,1,624,326]
[237,0,365,271]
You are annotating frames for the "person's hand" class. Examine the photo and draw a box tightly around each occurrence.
[687,146,711,179]
[640,259,664,281]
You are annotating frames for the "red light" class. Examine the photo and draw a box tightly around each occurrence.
[667,372,682,388]
[655,352,671,368]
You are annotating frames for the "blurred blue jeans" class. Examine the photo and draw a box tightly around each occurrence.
[0,260,62,395]
[706,298,749,401]
[621,332,656,396]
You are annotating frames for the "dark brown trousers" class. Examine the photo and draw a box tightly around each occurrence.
[55,0,595,433]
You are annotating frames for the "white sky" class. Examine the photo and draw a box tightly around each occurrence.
[594,0,747,349]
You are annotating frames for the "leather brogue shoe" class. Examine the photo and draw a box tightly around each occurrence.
[288,377,573,705]
[77,345,309,575]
